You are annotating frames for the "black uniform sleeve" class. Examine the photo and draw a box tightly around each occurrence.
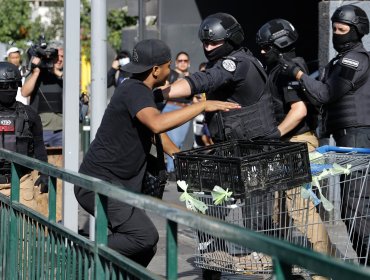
[107,67,117,88]
[185,62,234,96]
[26,107,48,163]
[300,51,369,104]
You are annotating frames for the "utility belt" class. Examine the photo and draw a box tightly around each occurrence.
[166,100,190,108]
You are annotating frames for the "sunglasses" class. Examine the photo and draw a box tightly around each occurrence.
[177,59,189,63]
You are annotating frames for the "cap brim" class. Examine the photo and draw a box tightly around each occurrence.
[6,47,21,57]
[121,62,153,74]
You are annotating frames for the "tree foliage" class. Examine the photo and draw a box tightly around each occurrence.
[0,0,136,61]
[0,0,33,48]
[107,8,137,53]
[81,2,137,58]
[0,0,64,57]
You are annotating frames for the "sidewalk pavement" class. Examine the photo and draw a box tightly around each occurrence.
[147,180,203,279]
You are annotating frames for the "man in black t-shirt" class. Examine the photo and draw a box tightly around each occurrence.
[74,39,240,267]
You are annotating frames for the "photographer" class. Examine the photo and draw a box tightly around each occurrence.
[107,50,131,88]
[21,41,64,147]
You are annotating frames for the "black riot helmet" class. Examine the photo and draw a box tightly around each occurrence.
[0,62,22,106]
[198,13,245,46]
[331,4,369,37]
[0,62,22,89]
[256,18,298,51]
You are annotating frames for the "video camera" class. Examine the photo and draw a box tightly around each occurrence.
[27,35,58,69]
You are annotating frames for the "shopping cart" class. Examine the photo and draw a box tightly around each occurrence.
[176,144,370,279]
[309,146,370,265]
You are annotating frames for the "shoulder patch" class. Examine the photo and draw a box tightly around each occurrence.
[341,58,359,69]
[222,59,236,72]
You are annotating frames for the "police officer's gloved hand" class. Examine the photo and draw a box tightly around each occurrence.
[34,174,49,194]
[279,57,301,80]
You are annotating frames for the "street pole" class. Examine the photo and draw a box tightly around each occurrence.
[138,0,145,41]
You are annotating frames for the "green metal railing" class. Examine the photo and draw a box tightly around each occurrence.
[1,148,370,279]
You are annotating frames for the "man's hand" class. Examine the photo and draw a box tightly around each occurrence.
[279,56,301,80]
[30,56,41,73]
[111,59,120,70]
[34,174,49,194]
[31,56,41,66]
[203,100,241,112]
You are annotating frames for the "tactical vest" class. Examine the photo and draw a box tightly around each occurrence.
[0,103,33,175]
[324,51,370,133]
[210,52,278,142]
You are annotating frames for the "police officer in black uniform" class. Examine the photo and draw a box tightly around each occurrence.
[256,20,334,264]
[256,18,318,149]
[0,62,49,209]
[280,4,370,264]
[159,13,279,279]
[161,12,279,142]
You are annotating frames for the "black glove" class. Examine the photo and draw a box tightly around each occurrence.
[279,56,301,79]
[34,174,49,194]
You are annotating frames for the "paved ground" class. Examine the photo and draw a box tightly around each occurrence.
[146,180,203,279]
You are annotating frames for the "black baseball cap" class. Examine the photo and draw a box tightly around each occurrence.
[121,39,172,73]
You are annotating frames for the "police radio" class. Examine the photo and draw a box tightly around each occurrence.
[0,115,16,150]
[0,117,15,132]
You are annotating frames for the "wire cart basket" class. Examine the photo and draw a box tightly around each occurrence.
[178,145,370,279]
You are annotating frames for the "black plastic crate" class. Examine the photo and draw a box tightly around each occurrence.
[174,140,312,198]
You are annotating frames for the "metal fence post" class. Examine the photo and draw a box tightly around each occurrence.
[82,115,91,155]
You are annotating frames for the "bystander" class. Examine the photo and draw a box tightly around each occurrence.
[21,41,64,147]
[5,47,28,104]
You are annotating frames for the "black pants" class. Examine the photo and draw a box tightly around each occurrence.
[333,127,370,264]
[74,186,159,267]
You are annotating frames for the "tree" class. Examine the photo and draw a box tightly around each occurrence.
[0,0,136,60]
[0,0,64,66]
[107,7,137,53]
[0,0,33,48]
